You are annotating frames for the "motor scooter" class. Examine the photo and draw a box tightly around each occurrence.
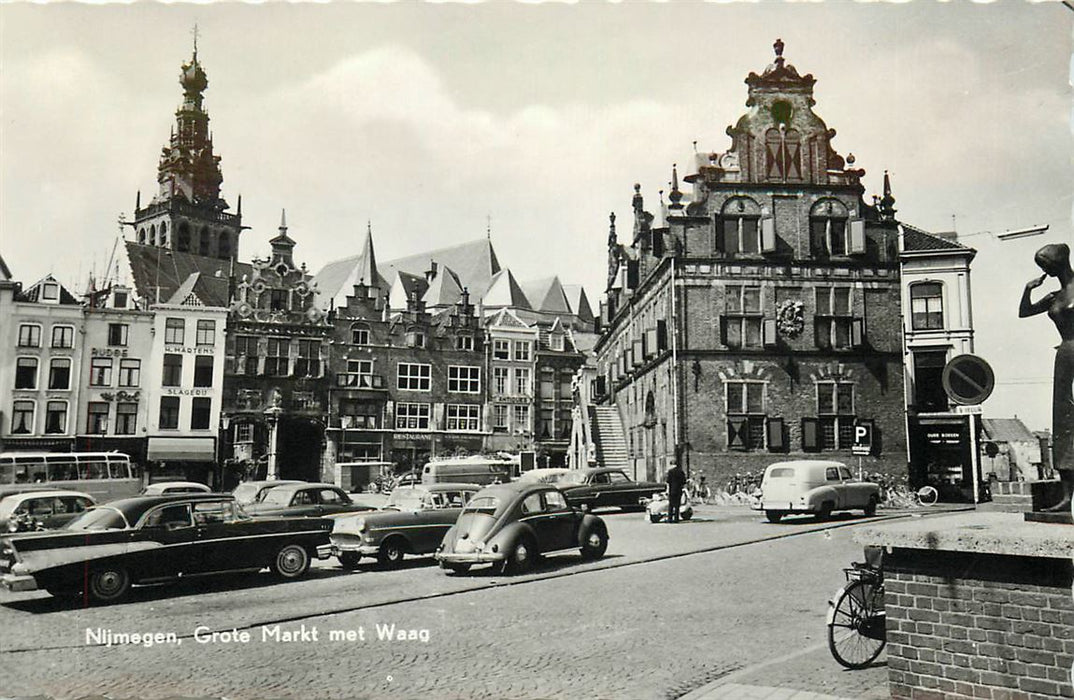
[645,490,694,523]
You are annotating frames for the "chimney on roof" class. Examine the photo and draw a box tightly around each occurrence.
[425,260,438,283]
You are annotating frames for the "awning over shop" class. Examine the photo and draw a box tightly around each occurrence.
[147,436,216,462]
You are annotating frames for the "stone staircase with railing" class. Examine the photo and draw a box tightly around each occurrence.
[589,406,629,471]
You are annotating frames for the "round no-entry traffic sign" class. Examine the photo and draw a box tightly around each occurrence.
[942,354,995,406]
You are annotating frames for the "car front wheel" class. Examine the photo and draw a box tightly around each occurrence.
[765,510,784,523]
[580,529,608,560]
[272,543,311,579]
[338,551,361,570]
[377,539,406,567]
[88,566,131,603]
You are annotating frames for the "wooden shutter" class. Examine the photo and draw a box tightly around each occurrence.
[802,417,820,452]
[728,417,749,449]
[761,216,777,253]
[849,219,866,254]
[767,417,785,452]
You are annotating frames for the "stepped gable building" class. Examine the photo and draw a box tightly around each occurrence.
[323,229,487,481]
[222,212,330,485]
[592,40,906,484]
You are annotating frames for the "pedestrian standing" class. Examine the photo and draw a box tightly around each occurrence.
[666,460,686,523]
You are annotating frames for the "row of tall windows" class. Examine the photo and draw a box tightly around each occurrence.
[232,335,322,378]
[9,400,72,435]
[491,404,530,433]
[88,358,141,387]
[164,318,217,346]
[15,324,75,349]
[156,397,212,431]
[14,357,73,391]
[492,339,532,361]
[723,380,858,452]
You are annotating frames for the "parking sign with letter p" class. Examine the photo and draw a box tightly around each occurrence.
[852,421,873,456]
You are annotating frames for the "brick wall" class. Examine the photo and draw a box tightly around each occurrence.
[884,547,1074,700]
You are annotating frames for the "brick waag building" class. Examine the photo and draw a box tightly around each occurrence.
[593,40,907,486]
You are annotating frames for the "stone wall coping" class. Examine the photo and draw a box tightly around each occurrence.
[852,511,1074,559]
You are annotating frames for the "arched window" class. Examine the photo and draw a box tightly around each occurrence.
[910,282,944,330]
[199,226,211,256]
[149,224,157,246]
[351,323,371,345]
[810,199,849,258]
[717,197,762,255]
[138,228,147,245]
[218,232,231,260]
[159,222,168,247]
[176,222,191,252]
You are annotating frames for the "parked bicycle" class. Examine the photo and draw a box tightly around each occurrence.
[827,547,886,669]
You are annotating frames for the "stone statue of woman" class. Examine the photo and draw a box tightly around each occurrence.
[1019,243,1074,513]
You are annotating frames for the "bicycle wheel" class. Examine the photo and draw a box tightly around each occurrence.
[827,579,886,669]
[917,485,939,506]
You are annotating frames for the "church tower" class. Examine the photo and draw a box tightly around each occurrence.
[131,38,242,262]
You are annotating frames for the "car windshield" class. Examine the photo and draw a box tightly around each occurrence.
[385,489,425,510]
[260,489,296,506]
[231,483,259,504]
[461,496,499,515]
[559,472,589,485]
[65,507,127,531]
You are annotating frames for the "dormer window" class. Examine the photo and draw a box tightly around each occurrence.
[351,323,371,345]
[550,334,565,352]
[41,283,59,302]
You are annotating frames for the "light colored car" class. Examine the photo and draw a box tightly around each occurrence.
[231,480,304,506]
[0,490,97,532]
[753,460,880,523]
[141,481,212,496]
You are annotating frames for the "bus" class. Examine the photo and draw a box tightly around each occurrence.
[0,452,141,503]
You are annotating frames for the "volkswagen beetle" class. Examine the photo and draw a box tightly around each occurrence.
[435,482,608,575]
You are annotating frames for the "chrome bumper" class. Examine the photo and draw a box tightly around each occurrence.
[331,543,379,557]
[1,572,38,592]
[435,551,504,565]
[315,544,334,560]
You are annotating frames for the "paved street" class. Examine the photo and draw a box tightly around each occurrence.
[0,505,905,699]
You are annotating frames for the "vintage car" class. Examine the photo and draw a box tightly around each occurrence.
[556,468,665,512]
[330,483,480,568]
[141,481,212,496]
[753,460,881,523]
[244,483,376,518]
[435,482,608,575]
[230,480,305,506]
[0,490,96,532]
[515,468,573,485]
[0,494,333,603]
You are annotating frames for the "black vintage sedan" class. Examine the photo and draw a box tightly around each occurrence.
[435,482,608,575]
[243,483,376,518]
[0,494,333,603]
[556,468,665,512]
[331,483,480,568]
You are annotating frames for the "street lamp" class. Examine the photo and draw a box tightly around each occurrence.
[264,401,283,481]
[995,225,1050,241]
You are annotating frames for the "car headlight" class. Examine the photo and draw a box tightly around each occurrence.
[6,519,18,533]
[352,518,366,533]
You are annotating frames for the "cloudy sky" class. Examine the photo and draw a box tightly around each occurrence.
[1,2,1071,432]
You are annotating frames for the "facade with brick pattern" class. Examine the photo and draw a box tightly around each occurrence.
[594,39,907,485]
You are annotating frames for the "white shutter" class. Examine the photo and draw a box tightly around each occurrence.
[761,216,777,253]
[851,318,864,347]
[763,318,778,348]
[849,219,866,254]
